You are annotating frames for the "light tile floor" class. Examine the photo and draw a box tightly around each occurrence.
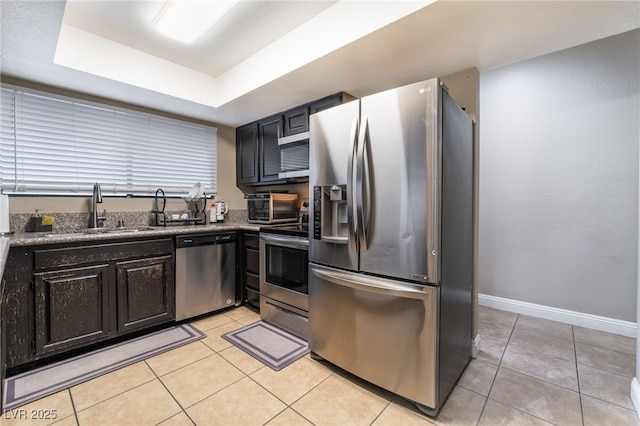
[1,305,638,425]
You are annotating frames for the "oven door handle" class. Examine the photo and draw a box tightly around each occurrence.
[260,234,309,250]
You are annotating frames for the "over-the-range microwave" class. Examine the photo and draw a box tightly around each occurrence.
[245,192,299,224]
[278,131,309,179]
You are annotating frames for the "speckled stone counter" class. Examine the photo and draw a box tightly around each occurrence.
[0,235,10,286]
[0,220,264,292]
[8,221,261,247]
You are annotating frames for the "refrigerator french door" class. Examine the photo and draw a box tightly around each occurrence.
[308,78,473,415]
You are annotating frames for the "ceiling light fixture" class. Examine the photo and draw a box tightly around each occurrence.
[152,0,238,44]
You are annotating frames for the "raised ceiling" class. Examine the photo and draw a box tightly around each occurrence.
[62,1,339,78]
[1,1,639,127]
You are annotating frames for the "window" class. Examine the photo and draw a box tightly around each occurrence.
[0,86,217,197]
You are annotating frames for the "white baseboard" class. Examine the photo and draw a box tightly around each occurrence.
[478,294,637,338]
[632,378,640,420]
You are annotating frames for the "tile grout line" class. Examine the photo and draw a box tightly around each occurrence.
[572,338,640,415]
[245,359,334,426]
[146,315,258,425]
[63,366,164,419]
[144,358,196,426]
[572,324,586,426]
[197,310,317,425]
[475,313,520,424]
[503,317,581,390]
[67,388,80,426]
[479,310,576,425]
[286,371,336,426]
[177,319,259,419]
[368,400,393,426]
[15,306,634,425]
[485,308,634,425]
[148,317,250,425]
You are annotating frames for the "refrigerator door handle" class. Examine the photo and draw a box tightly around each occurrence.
[425,80,442,284]
[355,115,369,252]
[311,266,431,301]
[347,117,359,252]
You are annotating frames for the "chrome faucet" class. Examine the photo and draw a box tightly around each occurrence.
[89,183,107,228]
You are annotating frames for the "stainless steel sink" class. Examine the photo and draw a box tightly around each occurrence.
[41,227,158,238]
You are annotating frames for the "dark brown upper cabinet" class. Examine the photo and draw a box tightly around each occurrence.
[283,106,310,136]
[236,92,354,187]
[236,122,260,186]
[258,115,286,184]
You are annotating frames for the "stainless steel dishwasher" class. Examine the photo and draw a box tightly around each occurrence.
[175,232,237,321]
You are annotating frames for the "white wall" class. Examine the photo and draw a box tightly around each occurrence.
[478,29,640,322]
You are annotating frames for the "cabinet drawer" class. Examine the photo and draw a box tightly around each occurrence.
[34,238,174,270]
[246,287,260,309]
[245,272,259,291]
[246,248,259,275]
[244,234,259,250]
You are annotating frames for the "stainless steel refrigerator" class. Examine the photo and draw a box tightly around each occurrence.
[308,77,473,415]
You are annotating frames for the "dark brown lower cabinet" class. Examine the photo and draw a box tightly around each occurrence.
[34,264,112,355]
[4,238,175,370]
[241,231,260,309]
[116,255,174,333]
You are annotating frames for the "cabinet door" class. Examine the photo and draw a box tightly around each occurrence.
[310,94,345,114]
[236,122,259,186]
[116,255,174,333]
[283,106,310,135]
[34,264,112,356]
[259,115,285,183]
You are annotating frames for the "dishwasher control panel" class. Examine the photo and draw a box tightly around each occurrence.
[176,232,236,247]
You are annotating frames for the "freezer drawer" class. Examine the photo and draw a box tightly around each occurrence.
[308,263,439,410]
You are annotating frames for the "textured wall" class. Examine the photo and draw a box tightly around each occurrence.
[478,29,640,322]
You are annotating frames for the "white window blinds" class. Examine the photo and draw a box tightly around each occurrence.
[0,86,217,196]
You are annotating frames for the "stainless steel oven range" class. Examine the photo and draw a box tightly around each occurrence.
[259,223,309,340]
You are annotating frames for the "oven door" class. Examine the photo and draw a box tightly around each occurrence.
[259,234,309,311]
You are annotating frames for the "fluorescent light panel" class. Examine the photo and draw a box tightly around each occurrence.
[153,0,238,44]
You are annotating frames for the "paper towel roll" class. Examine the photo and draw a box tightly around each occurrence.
[0,194,10,234]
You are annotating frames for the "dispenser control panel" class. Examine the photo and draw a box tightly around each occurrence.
[313,186,322,240]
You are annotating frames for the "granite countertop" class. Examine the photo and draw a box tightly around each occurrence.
[7,221,262,247]
[0,235,10,288]
[1,221,265,283]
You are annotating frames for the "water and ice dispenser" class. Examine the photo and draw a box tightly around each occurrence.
[313,185,349,243]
